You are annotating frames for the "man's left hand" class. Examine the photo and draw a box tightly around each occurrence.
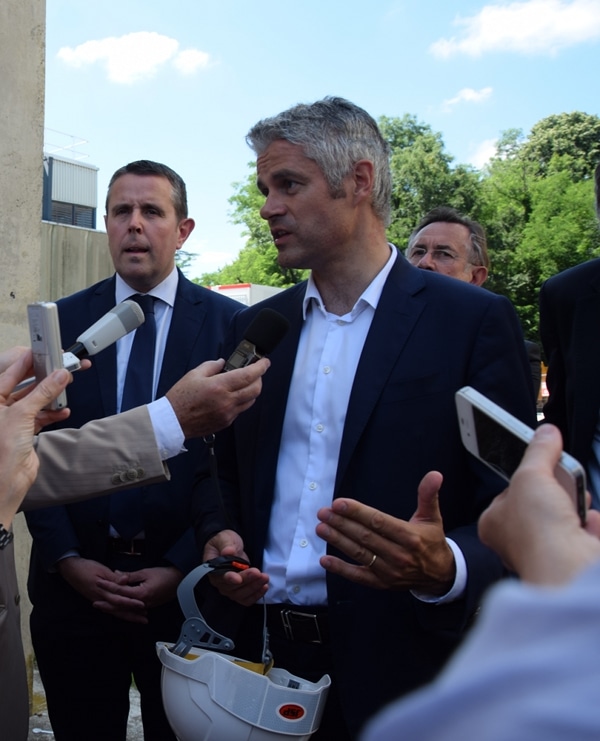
[316,471,455,594]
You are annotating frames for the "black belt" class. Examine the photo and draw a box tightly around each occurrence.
[108,537,146,556]
[263,604,330,645]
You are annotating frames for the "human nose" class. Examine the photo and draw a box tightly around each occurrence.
[126,209,143,232]
[414,251,435,270]
[260,193,285,220]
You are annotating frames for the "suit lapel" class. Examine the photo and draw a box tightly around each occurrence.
[336,258,426,489]
[156,273,207,397]
[572,277,600,460]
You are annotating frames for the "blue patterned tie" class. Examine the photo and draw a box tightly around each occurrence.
[109,294,156,539]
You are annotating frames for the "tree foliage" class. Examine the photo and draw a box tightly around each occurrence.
[194,111,600,344]
[520,112,600,179]
[380,115,482,247]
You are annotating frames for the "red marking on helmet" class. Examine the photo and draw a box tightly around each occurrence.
[278,704,306,721]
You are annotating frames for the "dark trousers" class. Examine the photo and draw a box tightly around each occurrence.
[31,597,182,741]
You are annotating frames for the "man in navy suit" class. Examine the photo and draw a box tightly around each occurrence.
[405,205,542,401]
[26,161,239,741]
[540,163,600,507]
[193,98,536,739]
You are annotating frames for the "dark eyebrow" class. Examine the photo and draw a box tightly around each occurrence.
[412,242,458,252]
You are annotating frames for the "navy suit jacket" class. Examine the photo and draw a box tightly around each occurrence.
[27,270,239,612]
[540,258,600,466]
[194,255,536,733]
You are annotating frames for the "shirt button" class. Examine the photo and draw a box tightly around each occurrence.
[300,539,308,547]
[309,482,317,491]
[292,585,301,594]
[316,424,324,433]
[323,366,331,374]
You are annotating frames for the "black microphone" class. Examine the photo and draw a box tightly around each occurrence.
[224,308,290,371]
[66,299,145,358]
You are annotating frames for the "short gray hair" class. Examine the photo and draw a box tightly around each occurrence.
[407,206,490,269]
[246,96,392,226]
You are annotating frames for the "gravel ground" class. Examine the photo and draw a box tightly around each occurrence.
[28,664,144,740]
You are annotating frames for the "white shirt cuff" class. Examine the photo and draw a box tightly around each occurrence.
[411,537,467,604]
[147,397,186,460]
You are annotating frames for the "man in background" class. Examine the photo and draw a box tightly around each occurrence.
[26,160,240,740]
[539,164,600,508]
[406,205,541,401]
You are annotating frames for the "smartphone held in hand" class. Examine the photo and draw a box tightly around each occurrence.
[456,386,587,525]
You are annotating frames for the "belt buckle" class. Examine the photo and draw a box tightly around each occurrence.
[280,609,323,644]
[113,538,143,556]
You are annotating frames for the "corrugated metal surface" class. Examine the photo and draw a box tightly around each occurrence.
[50,156,98,207]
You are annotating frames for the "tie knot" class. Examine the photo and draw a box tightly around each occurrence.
[131,293,155,317]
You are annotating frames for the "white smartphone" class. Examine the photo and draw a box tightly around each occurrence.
[455,386,587,525]
[27,301,67,410]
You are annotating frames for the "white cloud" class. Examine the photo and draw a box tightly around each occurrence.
[442,86,493,112]
[430,0,600,58]
[172,49,211,75]
[468,138,498,168]
[57,31,212,84]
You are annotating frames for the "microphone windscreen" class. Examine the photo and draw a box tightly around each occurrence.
[244,308,290,355]
[115,299,145,332]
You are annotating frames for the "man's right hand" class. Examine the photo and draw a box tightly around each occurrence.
[203,529,270,606]
[166,357,269,438]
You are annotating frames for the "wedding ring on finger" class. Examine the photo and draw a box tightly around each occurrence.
[367,553,377,568]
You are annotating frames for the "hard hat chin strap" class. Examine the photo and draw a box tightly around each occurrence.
[170,557,272,667]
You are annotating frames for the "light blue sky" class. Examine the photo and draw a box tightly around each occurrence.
[45,0,600,277]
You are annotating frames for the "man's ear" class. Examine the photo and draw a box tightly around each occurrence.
[469,266,488,286]
[177,217,195,247]
[352,160,375,205]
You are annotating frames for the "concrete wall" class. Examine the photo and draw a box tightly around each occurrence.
[40,222,113,301]
[0,0,47,711]
[0,0,114,713]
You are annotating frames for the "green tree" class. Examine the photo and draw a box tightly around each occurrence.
[520,112,600,179]
[379,115,482,248]
[480,114,600,340]
[510,165,599,336]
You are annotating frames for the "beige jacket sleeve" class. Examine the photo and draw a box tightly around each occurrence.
[23,405,169,510]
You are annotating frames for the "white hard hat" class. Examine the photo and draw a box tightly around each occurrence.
[157,557,331,741]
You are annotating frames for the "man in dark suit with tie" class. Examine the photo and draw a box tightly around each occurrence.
[193,98,536,739]
[26,160,239,740]
[539,162,600,507]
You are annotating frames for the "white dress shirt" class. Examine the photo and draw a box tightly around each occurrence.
[263,248,466,605]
